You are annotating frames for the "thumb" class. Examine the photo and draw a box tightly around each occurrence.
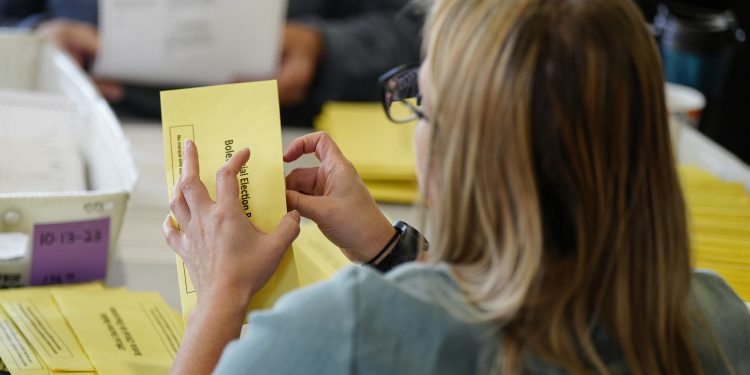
[286,190,326,223]
[271,210,301,249]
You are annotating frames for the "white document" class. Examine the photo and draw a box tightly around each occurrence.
[0,90,85,193]
[93,0,288,85]
[0,233,28,261]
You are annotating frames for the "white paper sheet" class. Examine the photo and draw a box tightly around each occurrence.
[93,0,288,85]
[0,233,28,261]
[0,90,85,193]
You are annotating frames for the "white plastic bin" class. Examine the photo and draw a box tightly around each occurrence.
[0,32,137,287]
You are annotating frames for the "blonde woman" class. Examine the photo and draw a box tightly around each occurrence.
[164,0,750,373]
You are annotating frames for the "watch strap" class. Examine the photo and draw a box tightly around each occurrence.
[372,220,428,273]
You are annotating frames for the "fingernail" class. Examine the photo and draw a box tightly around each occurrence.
[184,139,192,150]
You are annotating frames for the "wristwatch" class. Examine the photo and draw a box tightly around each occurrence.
[369,220,428,273]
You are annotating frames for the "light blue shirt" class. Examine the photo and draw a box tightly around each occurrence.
[214,264,750,374]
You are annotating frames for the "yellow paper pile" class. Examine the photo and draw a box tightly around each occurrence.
[315,102,419,204]
[0,283,182,374]
[294,222,352,287]
[680,166,750,301]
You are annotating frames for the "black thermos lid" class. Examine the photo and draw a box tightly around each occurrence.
[654,1,743,54]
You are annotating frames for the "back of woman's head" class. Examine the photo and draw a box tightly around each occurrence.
[422,0,709,373]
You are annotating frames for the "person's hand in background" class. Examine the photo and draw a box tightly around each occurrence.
[36,19,96,67]
[277,22,323,106]
[35,19,124,102]
[284,132,396,263]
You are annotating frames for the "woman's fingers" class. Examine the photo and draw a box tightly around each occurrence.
[285,190,327,223]
[163,214,185,255]
[95,79,124,102]
[271,210,301,251]
[170,180,190,225]
[180,139,212,210]
[283,131,345,163]
[216,148,251,207]
[36,20,98,67]
[285,167,320,195]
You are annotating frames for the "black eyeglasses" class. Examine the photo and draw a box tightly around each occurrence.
[379,64,426,124]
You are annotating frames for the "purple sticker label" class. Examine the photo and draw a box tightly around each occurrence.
[30,217,110,285]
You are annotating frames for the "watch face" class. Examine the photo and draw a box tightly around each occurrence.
[398,221,428,251]
[392,220,405,233]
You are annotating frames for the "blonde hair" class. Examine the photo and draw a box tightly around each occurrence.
[422,0,718,373]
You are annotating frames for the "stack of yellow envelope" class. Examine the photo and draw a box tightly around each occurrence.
[680,166,750,301]
[315,102,420,204]
[0,283,183,375]
[294,222,352,287]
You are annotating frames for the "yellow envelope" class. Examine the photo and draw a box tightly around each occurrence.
[315,102,418,182]
[0,308,48,375]
[161,81,300,324]
[294,223,352,287]
[680,165,750,301]
[51,289,182,375]
[690,220,750,237]
[363,179,420,205]
[0,288,94,372]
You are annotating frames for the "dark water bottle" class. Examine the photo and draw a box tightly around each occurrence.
[654,2,745,98]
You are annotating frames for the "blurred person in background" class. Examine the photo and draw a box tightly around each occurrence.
[0,0,422,126]
[163,0,750,373]
[635,0,750,164]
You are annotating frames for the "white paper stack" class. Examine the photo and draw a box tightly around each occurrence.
[93,0,288,85]
[0,89,85,193]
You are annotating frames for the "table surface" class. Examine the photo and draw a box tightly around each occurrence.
[107,121,421,309]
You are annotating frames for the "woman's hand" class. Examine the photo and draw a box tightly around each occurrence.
[284,132,395,263]
[277,22,323,106]
[36,20,97,68]
[35,19,125,102]
[163,140,301,307]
